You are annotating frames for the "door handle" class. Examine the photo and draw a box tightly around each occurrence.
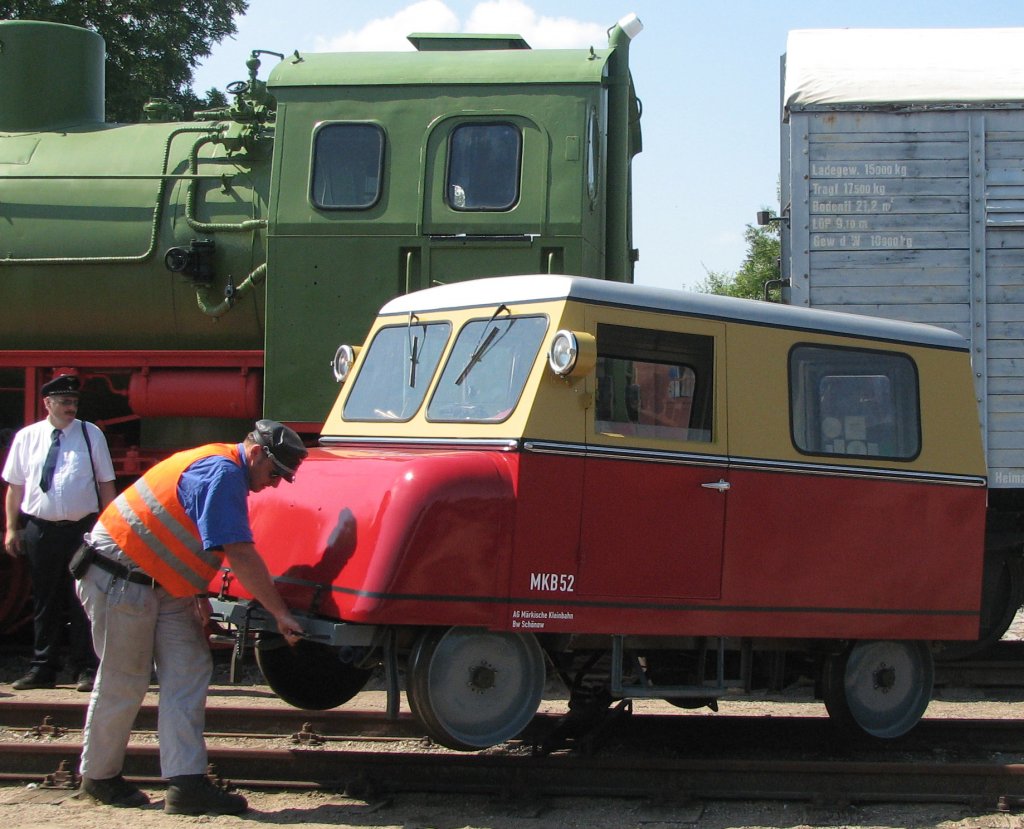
[700,479,731,493]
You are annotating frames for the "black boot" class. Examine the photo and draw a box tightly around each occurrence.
[164,775,247,815]
[81,774,149,807]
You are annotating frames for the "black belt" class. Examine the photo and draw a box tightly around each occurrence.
[28,514,94,528]
[89,553,159,588]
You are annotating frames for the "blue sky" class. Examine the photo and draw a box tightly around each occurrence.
[192,0,1024,291]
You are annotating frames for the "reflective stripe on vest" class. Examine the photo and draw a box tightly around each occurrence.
[99,443,242,597]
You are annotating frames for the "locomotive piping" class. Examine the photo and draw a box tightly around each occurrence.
[195,262,268,317]
[185,132,269,234]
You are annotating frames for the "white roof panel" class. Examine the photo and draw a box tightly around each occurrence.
[784,28,1024,113]
[381,275,968,350]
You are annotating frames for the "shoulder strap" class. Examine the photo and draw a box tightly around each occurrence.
[78,420,103,514]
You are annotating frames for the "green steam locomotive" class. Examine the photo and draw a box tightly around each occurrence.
[0,13,643,630]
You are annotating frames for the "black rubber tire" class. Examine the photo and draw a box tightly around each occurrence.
[255,636,372,710]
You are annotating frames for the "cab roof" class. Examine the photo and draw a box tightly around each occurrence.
[380,275,969,351]
[268,47,612,89]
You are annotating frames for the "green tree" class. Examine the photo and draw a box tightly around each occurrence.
[0,0,248,121]
[697,209,782,300]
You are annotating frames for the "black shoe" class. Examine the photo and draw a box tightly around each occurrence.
[75,670,96,692]
[11,668,56,691]
[81,774,150,808]
[164,775,247,815]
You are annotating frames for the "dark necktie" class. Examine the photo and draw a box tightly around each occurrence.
[39,428,61,493]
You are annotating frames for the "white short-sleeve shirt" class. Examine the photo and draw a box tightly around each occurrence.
[2,419,116,522]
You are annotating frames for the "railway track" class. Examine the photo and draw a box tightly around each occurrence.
[4,699,1024,753]
[1,641,1024,809]
[1,737,1024,810]
[3,701,1024,809]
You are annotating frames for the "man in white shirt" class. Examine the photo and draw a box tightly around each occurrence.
[2,374,116,691]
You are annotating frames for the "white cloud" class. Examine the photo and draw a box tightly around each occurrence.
[314,0,605,53]
[464,0,606,49]
[315,0,459,52]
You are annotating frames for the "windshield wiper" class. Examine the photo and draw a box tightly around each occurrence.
[407,312,421,388]
[455,304,509,386]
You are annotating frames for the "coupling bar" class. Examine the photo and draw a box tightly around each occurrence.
[209,597,378,648]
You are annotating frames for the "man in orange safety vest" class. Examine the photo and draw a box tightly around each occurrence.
[73,420,307,815]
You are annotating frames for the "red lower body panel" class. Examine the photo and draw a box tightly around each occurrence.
[243,446,985,644]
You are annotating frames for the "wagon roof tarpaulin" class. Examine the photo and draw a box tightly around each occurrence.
[783,28,1024,118]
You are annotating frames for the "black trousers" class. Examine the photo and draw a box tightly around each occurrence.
[21,514,98,675]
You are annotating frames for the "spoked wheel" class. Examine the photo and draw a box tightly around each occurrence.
[822,640,934,739]
[255,636,373,710]
[407,626,546,751]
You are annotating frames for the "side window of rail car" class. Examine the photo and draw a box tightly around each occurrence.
[311,123,385,209]
[446,123,522,211]
[789,345,920,460]
[594,324,714,443]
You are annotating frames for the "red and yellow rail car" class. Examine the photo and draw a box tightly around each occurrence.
[213,274,987,748]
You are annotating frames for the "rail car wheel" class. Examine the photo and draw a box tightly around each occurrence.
[406,626,545,751]
[822,640,933,739]
[255,636,373,710]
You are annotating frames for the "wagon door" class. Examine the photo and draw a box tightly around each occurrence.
[578,318,728,600]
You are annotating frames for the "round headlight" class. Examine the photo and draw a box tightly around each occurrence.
[548,330,580,376]
[331,344,358,383]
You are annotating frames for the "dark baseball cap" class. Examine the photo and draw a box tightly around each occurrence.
[253,419,308,482]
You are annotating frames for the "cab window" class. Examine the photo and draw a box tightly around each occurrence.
[789,345,920,460]
[447,123,521,211]
[427,314,547,422]
[312,123,385,209]
[595,324,714,443]
[343,321,451,421]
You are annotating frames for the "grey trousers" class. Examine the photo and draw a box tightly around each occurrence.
[76,561,212,779]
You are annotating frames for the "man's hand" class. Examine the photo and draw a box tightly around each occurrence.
[274,609,304,646]
[222,541,304,646]
[3,528,21,558]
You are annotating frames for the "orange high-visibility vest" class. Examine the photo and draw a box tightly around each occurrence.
[99,443,243,597]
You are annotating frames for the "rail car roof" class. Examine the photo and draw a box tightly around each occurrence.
[784,28,1024,116]
[268,47,613,88]
[379,275,968,351]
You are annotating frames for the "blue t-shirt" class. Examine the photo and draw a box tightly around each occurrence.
[176,443,253,550]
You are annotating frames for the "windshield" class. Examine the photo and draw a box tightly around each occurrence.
[427,315,548,422]
[343,321,451,421]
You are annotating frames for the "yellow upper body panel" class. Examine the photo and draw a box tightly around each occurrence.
[321,275,986,480]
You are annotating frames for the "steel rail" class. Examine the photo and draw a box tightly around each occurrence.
[6,701,1024,753]
[0,699,423,737]
[1,741,1024,809]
